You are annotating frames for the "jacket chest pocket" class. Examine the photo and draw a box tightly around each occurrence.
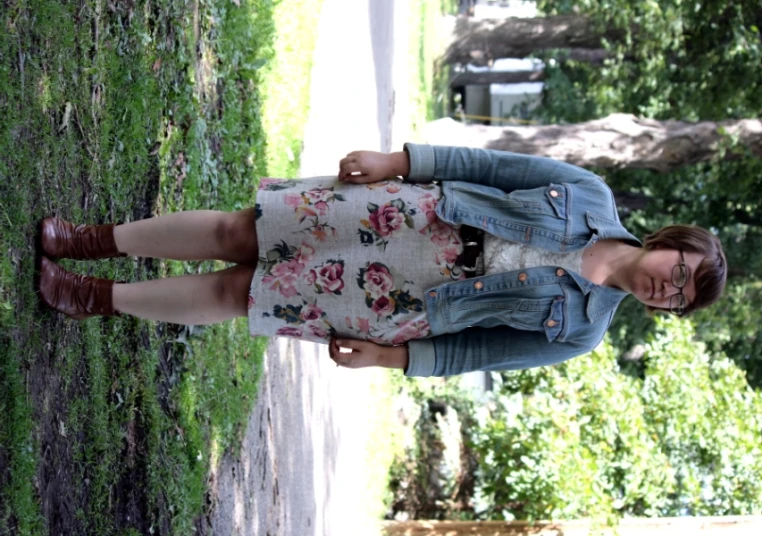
[449,182,569,219]
[504,296,565,342]
[449,295,566,342]
[503,184,569,219]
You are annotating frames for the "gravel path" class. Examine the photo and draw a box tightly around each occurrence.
[208,1,410,534]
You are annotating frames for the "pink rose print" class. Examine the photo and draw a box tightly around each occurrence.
[301,303,323,321]
[418,193,438,213]
[296,241,316,265]
[262,259,303,298]
[356,317,371,334]
[357,261,423,318]
[248,295,255,309]
[276,326,303,337]
[369,205,405,237]
[363,263,395,298]
[284,192,303,208]
[314,200,329,216]
[441,246,460,264]
[305,188,333,203]
[306,322,329,339]
[315,261,345,294]
[392,320,431,345]
[345,316,353,329]
[305,270,317,285]
[359,199,414,249]
[429,219,455,247]
[270,300,335,341]
[371,295,396,317]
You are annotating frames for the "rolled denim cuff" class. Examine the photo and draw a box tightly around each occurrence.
[403,143,435,183]
[405,339,436,377]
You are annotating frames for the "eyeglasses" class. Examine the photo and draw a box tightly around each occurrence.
[670,250,688,316]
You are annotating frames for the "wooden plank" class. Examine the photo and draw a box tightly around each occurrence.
[382,516,762,536]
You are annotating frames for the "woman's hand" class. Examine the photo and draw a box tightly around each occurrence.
[338,150,409,184]
[328,337,409,371]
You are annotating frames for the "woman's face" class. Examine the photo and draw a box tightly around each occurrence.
[629,248,705,311]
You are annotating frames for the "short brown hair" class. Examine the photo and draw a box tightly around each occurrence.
[643,225,727,316]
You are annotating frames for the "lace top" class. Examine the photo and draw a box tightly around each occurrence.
[482,234,584,275]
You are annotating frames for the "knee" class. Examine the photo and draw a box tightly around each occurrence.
[214,210,258,261]
[214,215,240,253]
[214,266,254,312]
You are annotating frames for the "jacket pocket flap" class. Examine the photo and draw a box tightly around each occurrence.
[543,294,565,342]
[545,183,569,220]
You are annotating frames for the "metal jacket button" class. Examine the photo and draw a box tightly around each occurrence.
[518,272,528,282]
[474,281,484,290]
[428,291,437,298]
[546,320,557,328]
[556,268,565,276]
[549,189,559,198]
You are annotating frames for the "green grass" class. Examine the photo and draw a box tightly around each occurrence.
[260,0,324,178]
[0,0,322,533]
[407,0,459,138]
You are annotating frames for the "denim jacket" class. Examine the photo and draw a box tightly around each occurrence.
[402,143,642,377]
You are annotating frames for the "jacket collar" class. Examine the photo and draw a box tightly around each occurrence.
[567,270,631,322]
[586,213,642,247]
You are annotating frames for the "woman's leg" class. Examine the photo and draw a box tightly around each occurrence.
[113,208,259,264]
[112,264,256,325]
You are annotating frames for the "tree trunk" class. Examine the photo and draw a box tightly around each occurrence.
[450,70,544,87]
[423,114,762,172]
[383,516,762,536]
[564,47,612,64]
[442,15,624,66]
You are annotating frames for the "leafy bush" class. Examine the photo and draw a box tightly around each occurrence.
[386,380,479,520]
[471,317,762,522]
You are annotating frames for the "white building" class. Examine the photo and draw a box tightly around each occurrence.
[456,1,544,126]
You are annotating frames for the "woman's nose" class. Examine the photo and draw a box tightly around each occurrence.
[662,279,677,296]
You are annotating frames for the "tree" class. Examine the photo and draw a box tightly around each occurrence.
[533,0,762,121]
[442,15,620,66]
[424,114,762,172]
[443,3,762,121]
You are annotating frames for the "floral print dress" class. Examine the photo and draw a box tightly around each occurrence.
[248,177,467,345]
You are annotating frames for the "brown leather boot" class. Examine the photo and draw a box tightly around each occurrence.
[38,257,120,319]
[41,217,126,260]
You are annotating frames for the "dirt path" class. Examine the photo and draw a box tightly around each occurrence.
[207,1,410,534]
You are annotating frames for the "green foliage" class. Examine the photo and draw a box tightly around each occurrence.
[0,0,321,533]
[641,318,762,515]
[259,0,324,178]
[692,282,762,391]
[386,378,479,520]
[536,0,762,121]
[472,318,762,522]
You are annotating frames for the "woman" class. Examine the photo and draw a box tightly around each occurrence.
[38,144,727,377]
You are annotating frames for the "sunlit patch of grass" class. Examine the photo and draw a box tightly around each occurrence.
[260,0,325,178]
[362,372,408,518]
[408,0,457,138]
